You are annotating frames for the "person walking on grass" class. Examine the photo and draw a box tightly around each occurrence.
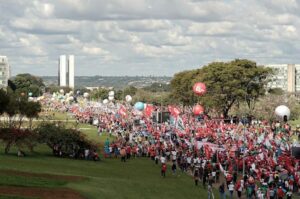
[207,184,214,199]
[219,183,226,199]
[228,181,234,199]
[194,169,199,186]
[172,162,176,175]
[120,147,126,162]
[236,179,244,199]
[161,163,167,177]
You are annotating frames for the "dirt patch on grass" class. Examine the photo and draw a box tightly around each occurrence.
[0,186,85,199]
[0,170,85,182]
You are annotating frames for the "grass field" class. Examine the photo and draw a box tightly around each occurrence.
[0,112,218,199]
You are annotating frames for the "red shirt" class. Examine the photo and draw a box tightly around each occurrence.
[277,188,284,197]
[162,164,167,172]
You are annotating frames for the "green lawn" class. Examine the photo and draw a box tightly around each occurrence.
[0,148,217,199]
[0,111,219,199]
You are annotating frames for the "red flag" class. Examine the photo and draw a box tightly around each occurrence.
[144,104,154,117]
[204,145,212,159]
[118,106,127,117]
[168,105,180,117]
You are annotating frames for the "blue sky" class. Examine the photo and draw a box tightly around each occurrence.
[0,0,299,76]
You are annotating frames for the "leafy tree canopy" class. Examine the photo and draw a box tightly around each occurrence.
[170,59,272,117]
[143,83,171,93]
[10,73,45,97]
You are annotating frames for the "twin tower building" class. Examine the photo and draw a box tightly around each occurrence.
[58,55,74,88]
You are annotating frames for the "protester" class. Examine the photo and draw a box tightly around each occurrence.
[219,183,226,199]
[44,94,300,199]
[161,163,167,177]
[207,183,214,199]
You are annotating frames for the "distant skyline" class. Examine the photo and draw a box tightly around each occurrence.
[1,0,300,76]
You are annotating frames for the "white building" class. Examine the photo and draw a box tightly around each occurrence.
[0,56,10,88]
[266,64,300,93]
[58,55,74,88]
[68,55,74,88]
[58,55,67,87]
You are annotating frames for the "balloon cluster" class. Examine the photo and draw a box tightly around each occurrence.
[51,89,75,103]
[108,91,114,101]
[102,90,114,105]
[192,82,207,115]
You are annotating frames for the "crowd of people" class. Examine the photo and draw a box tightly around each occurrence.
[44,96,300,199]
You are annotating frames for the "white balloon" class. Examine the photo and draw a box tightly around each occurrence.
[275,105,290,119]
[52,93,57,97]
[68,96,74,101]
[59,89,64,94]
[93,119,99,126]
[28,97,34,101]
[108,96,114,101]
[125,95,132,102]
[83,92,89,98]
[103,99,109,104]
[108,91,115,96]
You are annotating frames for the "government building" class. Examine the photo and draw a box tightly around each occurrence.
[58,55,75,88]
[0,56,10,88]
[266,64,300,93]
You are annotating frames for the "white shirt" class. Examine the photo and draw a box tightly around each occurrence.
[228,184,234,191]
[212,171,216,177]
[187,157,192,164]
[160,156,166,164]
[84,149,89,157]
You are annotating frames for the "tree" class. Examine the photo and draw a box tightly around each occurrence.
[268,88,284,95]
[133,89,171,106]
[123,86,138,97]
[0,128,37,154]
[10,73,45,97]
[45,85,73,94]
[170,59,272,117]
[90,88,109,100]
[36,122,97,156]
[5,93,20,127]
[143,83,171,92]
[114,90,123,101]
[20,101,41,129]
[0,89,9,115]
[170,69,200,106]
[250,94,300,122]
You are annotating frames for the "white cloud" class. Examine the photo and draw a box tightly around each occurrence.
[82,46,109,55]
[187,22,234,36]
[1,0,300,76]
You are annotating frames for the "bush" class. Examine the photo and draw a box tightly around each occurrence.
[36,122,98,158]
[0,128,37,154]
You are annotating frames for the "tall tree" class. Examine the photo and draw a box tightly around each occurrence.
[19,101,41,129]
[0,89,9,115]
[10,73,45,97]
[170,69,200,106]
[123,86,138,97]
[170,59,272,117]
